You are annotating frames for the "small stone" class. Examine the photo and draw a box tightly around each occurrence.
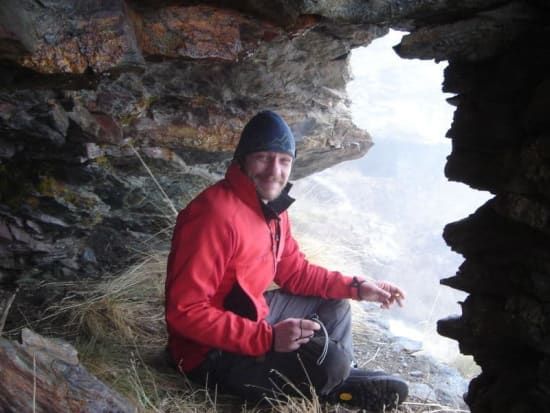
[44,34,57,45]
[25,220,43,234]
[391,336,423,354]
[409,370,424,377]
[81,247,98,264]
[0,140,16,158]
[408,382,436,402]
[0,219,13,241]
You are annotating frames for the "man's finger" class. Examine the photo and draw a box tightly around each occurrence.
[374,284,392,300]
[390,290,404,307]
[294,335,314,345]
[301,319,321,331]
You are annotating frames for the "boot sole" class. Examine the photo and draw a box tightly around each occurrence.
[329,375,408,411]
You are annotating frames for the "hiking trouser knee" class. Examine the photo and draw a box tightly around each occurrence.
[264,289,354,359]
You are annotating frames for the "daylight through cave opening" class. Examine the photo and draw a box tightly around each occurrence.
[296,30,493,372]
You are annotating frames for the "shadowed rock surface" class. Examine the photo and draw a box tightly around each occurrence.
[0,1,549,411]
[0,328,136,412]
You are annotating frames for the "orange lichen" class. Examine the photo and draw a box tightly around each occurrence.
[138,5,280,62]
[18,14,134,74]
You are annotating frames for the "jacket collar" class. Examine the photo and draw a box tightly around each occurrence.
[262,183,294,219]
[225,162,295,219]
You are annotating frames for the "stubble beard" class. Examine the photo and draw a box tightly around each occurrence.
[252,174,285,202]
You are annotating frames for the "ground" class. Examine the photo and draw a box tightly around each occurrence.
[350,301,471,413]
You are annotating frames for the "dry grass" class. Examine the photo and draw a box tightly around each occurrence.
[41,252,233,412]
[30,249,467,413]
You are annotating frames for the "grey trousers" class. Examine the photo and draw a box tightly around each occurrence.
[188,289,355,404]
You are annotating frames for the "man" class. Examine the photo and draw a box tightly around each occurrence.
[165,110,408,411]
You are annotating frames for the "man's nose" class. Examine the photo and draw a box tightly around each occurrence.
[266,158,280,175]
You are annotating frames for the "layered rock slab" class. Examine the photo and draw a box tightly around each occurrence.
[0,328,136,413]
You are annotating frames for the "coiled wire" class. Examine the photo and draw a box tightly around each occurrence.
[307,313,329,365]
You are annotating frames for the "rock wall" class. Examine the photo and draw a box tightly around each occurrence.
[0,0,376,287]
[435,12,550,413]
[0,1,549,411]
[394,2,550,411]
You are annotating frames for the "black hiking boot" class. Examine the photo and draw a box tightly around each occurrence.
[325,369,408,412]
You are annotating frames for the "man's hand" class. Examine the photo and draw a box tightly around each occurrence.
[272,318,320,352]
[359,280,405,309]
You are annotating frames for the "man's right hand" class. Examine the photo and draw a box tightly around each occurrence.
[272,318,320,352]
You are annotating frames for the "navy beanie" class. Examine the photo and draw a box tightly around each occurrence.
[234,110,296,160]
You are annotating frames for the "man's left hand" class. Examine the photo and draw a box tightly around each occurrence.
[359,280,405,309]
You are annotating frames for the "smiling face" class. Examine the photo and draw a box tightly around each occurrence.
[242,151,293,202]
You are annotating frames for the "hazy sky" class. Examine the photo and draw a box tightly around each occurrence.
[347,29,454,146]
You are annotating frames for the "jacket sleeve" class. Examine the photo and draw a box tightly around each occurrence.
[165,201,273,357]
[274,212,364,300]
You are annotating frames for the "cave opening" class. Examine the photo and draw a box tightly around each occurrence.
[291,29,490,379]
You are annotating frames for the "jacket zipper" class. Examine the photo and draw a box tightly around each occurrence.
[268,219,280,277]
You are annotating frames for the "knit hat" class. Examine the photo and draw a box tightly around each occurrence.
[234,110,296,160]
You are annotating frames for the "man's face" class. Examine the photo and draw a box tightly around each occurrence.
[243,151,293,202]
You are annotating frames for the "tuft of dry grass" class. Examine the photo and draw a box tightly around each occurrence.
[37,250,245,412]
[45,252,166,346]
